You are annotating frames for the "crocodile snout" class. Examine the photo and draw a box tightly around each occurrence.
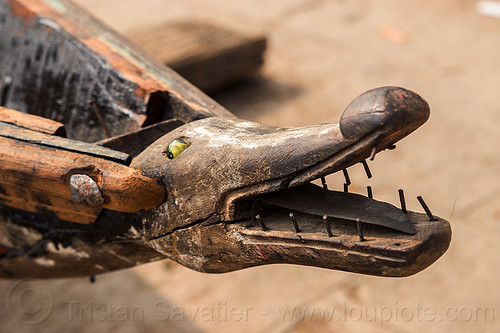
[339,87,430,141]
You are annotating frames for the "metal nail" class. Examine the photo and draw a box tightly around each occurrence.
[370,146,377,161]
[1,75,12,107]
[255,215,268,231]
[342,169,351,185]
[321,176,328,190]
[356,218,366,241]
[290,213,301,233]
[417,196,437,221]
[367,186,373,199]
[362,160,372,179]
[387,144,396,150]
[324,215,333,237]
[398,189,407,213]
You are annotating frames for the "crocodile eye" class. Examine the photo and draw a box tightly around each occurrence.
[164,137,190,159]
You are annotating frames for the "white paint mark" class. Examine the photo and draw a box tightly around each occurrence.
[128,226,141,237]
[234,121,258,128]
[38,18,61,31]
[177,254,206,271]
[46,243,90,259]
[185,119,339,150]
[34,258,55,267]
[108,249,134,264]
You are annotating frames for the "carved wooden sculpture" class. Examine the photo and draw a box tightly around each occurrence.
[0,0,451,278]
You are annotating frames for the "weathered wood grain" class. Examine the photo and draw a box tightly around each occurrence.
[0,121,131,165]
[0,123,165,224]
[0,0,233,142]
[0,107,66,136]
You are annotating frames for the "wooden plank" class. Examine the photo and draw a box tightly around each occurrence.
[0,186,102,224]
[128,22,267,92]
[0,121,131,165]
[0,107,66,136]
[0,133,165,224]
[1,0,234,143]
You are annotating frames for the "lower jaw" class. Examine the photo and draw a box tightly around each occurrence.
[160,209,451,277]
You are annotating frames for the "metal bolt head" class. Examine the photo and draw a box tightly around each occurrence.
[69,174,105,206]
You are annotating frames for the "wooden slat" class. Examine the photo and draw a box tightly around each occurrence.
[0,134,165,224]
[128,22,267,92]
[0,187,102,224]
[0,121,131,165]
[0,107,66,136]
[2,0,234,144]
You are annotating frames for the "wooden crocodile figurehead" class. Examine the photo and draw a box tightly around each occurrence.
[0,0,451,278]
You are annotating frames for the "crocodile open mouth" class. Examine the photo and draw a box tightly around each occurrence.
[224,123,423,238]
[224,165,451,277]
[209,87,452,277]
[230,145,440,242]
[252,182,417,235]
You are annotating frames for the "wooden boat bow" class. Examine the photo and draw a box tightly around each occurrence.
[0,0,451,278]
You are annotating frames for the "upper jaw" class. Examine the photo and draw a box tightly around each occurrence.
[132,86,430,229]
[223,86,430,218]
[289,86,430,186]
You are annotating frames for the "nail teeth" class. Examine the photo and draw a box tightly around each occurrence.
[255,214,268,231]
[356,218,366,242]
[289,213,301,233]
[370,146,377,160]
[417,196,437,221]
[362,160,372,179]
[321,176,328,190]
[398,189,407,213]
[367,186,373,199]
[342,169,351,185]
[323,215,333,237]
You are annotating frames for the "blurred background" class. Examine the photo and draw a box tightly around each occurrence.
[1,0,499,331]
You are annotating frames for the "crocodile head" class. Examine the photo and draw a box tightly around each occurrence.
[132,86,451,277]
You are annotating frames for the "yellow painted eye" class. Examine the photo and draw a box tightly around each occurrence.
[165,138,190,159]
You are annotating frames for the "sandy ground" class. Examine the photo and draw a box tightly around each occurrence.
[1,0,499,332]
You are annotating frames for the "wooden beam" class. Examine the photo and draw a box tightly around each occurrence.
[128,22,267,92]
[0,107,66,136]
[0,110,165,224]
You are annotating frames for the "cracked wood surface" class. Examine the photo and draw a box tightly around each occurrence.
[0,108,165,223]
